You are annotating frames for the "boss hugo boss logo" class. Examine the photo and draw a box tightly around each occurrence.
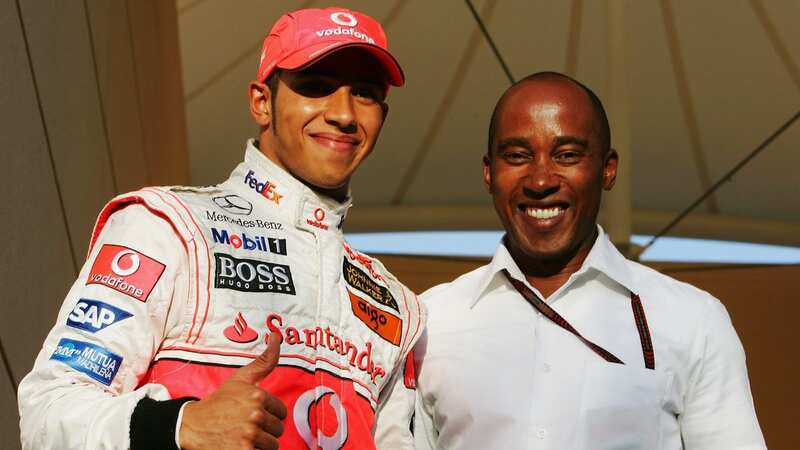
[294,387,348,450]
[212,194,252,215]
[214,253,295,295]
[211,227,287,255]
[87,245,165,302]
[67,299,133,333]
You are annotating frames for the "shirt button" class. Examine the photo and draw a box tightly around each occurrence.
[536,428,547,439]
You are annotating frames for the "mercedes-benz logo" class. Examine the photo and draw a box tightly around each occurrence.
[213,194,253,215]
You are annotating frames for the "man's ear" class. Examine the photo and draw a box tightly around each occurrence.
[602,148,619,191]
[249,80,272,128]
[482,153,492,193]
[380,101,389,123]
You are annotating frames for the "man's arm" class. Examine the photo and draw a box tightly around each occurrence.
[18,204,187,449]
[18,202,288,450]
[679,298,767,450]
[374,351,417,449]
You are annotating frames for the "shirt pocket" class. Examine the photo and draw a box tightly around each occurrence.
[579,361,670,450]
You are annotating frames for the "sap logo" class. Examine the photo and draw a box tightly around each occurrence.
[67,299,133,333]
[211,228,287,255]
[244,170,283,205]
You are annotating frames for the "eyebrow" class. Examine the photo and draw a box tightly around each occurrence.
[553,136,588,147]
[496,137,532,151]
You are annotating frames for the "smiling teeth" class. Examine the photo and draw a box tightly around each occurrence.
[526,207,563,219]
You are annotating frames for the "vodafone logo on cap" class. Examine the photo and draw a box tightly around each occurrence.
[330,12,357,27]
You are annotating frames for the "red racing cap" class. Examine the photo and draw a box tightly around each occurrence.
[256,7,405,87]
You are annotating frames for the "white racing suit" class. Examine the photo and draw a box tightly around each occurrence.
[18,140,425,449]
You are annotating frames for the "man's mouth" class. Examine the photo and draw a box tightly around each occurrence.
[521,205,567,220]
[310,133,360,150]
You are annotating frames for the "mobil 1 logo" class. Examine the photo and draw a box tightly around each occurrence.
[214,253,295,295]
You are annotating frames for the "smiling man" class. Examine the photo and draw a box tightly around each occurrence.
[412,72,766,449]
[18,7,424,450]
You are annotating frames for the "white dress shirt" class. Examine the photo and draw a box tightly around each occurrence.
[413,227,766,450]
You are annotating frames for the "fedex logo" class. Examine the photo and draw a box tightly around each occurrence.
[244,170,282,205]
[67,299,133,333]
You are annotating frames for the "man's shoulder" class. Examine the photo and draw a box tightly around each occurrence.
[621,256,724,317]
[419,262,492,306]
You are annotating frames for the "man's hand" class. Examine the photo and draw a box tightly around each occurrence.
[179,333,287,450]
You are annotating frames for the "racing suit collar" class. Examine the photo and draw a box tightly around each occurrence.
[230,139,352,234]
[469,225,637,308]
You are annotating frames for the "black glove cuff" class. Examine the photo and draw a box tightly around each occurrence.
[130,396,198,450]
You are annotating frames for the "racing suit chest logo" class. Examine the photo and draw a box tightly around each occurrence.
[214,253,296,295]
[342,258,398,312]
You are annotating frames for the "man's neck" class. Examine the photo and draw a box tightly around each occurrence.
[253,139,350,203]
[510,228,598,299]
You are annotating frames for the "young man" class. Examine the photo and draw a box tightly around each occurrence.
[413,72,766,449]
[18,7,424,450]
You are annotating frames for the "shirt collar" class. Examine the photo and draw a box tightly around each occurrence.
[227,139,352,234]
[469,225,637,308]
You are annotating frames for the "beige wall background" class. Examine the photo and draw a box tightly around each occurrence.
[0,1,187,448]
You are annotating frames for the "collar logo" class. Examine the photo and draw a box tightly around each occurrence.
[244,170,283,205]
[306,207,329,231]
[330,12,357,27]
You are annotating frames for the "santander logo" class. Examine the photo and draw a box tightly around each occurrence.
[224,312,259,343]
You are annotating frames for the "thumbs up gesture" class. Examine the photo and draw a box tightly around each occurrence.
[179,333,288,450]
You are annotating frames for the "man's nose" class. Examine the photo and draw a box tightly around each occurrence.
[524,160,560,198]
[324,87,357,131]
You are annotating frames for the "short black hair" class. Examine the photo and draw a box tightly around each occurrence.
[487,71,611,155]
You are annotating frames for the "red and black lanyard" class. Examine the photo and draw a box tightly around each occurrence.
[502,269,655,370]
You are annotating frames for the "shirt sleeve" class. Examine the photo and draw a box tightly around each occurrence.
[411,331,437,450]
[17,204,188,449]
[679,297,767,450]
[373,350,417,449]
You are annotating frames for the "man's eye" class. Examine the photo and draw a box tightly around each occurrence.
[352,86,383,103]
[555,151,580,163]
[503,151,529,163]
[294,80,336,97]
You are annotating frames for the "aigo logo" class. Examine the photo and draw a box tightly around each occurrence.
[330,11,357,27]
[294,387,348,450]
